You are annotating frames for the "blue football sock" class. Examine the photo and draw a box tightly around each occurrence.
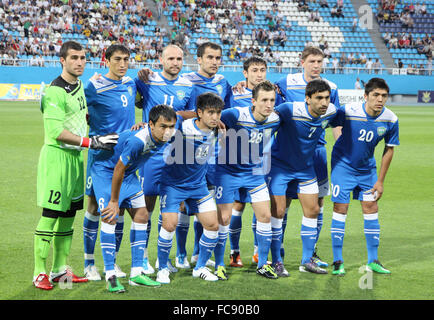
[214,224,229,267]
[252,213,257,247]
[100,222,116,275]
[364,213,380,264]
[83,211,99,268]
[331,212,346,262]
[229,209,243,252]
[115,215,124,262]
[130,222,147,269]
[157,227,175,270]
[316,207,324,245]
[301,217,317,264]
[195,229,218,269]
[176,211,190,257]
[192,216,203,256]
[256,221,272,268]
[270,217,283,263]
[280,207,289,258]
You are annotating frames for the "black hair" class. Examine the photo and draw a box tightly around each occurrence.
[197,42,222,58]
[149,104,177,124]
[364,77,390,95]
[105,44,130,61]
[252,80,275,100]
[196,92,224,115]
[305,79,331,98]
[243,56,267,71]
[59,41,83,59]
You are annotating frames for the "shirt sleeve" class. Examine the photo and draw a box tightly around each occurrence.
[328,105,346,128]
[275,102,291,123]
[384,120,400,147]
[330,88,341,108]
[119,136,143,168]
[220,108,239,128]
[42,87,66,140]
[224,80,234,110]
[274,78,286,105]
[84,80,97,108]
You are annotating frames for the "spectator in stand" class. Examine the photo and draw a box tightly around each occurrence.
[365,58,374,74]
[373,58,381,74]
[320,0,329,8]
[397,58,403,69]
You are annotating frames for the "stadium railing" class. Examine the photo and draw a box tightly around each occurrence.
[1,59,431,76]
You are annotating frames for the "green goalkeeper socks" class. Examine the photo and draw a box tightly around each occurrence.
[34,216,57,277]
[52,217,75,274]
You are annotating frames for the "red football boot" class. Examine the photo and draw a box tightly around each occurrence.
[33,273,54,290]
[51,269,89,283]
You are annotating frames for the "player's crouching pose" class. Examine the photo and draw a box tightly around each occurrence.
[93,105,178,292]
[330,78,399,276]
[214,81,280,280]
[33,41,119,290]
[156,92,224,284]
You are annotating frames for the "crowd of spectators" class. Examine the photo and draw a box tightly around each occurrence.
[376,0,428,25]
[0,0,168,66]
[383,31,433,58]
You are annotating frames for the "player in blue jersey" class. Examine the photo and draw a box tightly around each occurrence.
[227,56,268,268]
[274,46,340,267]
[135,45,196,273]
[214,81,281,280]
[182,42,234,267]
[156,92,224,284]
[329,78,399,276]
[93,104,177,292]
[82,44,136,281]
[269,79,340,274]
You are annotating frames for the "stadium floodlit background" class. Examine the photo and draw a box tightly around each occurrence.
[0,0,433,302]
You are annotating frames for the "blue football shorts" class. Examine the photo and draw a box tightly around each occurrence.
[331,161,378,204]
[214,166,270,204]
[159,183,216,215]
[91,166,145,215]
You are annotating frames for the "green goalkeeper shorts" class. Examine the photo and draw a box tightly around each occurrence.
[37,145,84,212]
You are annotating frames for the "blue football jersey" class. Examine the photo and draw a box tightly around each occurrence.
[184,72,234,109]
[161,118,219,188]
[232,87,253,108]
[331,102,400,171]
[85,75,136,137]
[219,106,280,174]
[135,72,195,123]
[275,72,340,145]
[272,101,339,171]
[93,125,172,177]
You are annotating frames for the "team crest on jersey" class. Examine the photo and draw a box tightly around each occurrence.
[216,84,223,95]
[377,126,387,136]
[321,120,329,129]
[128,86,133,96]
[176,90,185,100]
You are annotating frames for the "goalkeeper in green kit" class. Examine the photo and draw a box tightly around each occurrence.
[33,41,119,290]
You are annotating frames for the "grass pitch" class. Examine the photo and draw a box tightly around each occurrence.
[1,101,433,302]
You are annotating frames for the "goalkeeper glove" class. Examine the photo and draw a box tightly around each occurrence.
[81,133,119,150]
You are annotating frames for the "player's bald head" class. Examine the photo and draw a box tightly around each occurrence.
[161,45,184,58]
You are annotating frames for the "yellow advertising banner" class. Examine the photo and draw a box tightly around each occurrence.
[0,83,42,100]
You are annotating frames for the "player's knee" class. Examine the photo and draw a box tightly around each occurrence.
[333,202,349,214]
[87,196,99,214]
[362,201,378,214]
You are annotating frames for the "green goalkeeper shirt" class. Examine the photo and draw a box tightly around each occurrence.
[40,76,87,151]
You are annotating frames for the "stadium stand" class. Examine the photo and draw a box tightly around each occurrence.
[0,0,432,75]
[369,0,433,73]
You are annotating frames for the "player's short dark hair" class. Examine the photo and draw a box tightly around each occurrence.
[243,56,267,71]
[301,46,324,61]
[305,79,331,98]
[196,92,224,114]
[149,104,177,124]
[197,42,222,58]
[364,77,389,95]
[59,41,83,59]
[105,44,130,61]
[252,80,275,100]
